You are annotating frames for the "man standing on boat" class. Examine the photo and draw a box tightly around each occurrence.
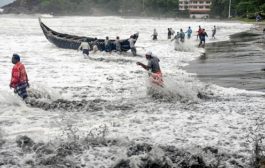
[10,54,29,100]
[78,38,91,58]
[136,51,163,87]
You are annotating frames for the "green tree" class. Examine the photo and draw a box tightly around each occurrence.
[211,0,265,18]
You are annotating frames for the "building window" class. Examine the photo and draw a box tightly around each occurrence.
[206,1,211,4]
[193,1,197,4]
[199,6,203,8]
[199,1,203,4]
[205,6,210,8]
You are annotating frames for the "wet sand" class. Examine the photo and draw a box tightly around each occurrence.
[185,26,265,91]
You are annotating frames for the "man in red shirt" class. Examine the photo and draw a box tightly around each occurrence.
[10,54,29,99]
[197,25,202,40]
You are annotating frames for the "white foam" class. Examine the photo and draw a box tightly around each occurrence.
[0,15,262,167]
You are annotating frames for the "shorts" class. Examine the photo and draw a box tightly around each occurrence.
[150,71,163,87]
[15,82,28,99]
[83,49,89,55]
[105,45,111,52]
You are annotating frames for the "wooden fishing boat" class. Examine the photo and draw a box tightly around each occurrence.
[39,18,138,51]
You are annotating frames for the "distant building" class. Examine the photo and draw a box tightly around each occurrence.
[179,0,211,19]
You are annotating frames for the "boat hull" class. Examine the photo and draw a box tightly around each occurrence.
[39,18,138,52]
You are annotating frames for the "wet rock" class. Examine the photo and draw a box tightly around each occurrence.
[127,143,152,157]
[26,97,109,112]
[115,144,173,168]
[142,155,173,168]
[260,158,265,168]
[33,143,55,156]
[106,104,132,111]
[229,159,244,168]
[162,146,209,168]
[197,92,209,100]
[56,142,83,157]
[107,76,114,81]
[203,146,218,154]
[112,159,130,168]
[92,99,107,103]
[38,155,60,165]
[0,158,17,166]
[16,135,35,151]
[88,103,103,111]
[189,155,207,168]
[25,159,35,166]
[0,135,249,167]
[160,145,188,163]
[0,139,5,147]
[0,151,18,166]
[84,137,108,147]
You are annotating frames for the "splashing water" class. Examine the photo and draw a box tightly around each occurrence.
[172,39,200,52]
[1,15,264,167]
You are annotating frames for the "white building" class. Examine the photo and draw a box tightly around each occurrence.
[179,0,212,19]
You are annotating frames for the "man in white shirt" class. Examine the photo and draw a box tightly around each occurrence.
[78,38,91,58]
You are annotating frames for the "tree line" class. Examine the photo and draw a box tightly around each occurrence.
[211,0,265,18]
[9,0,180,16]
[4,0,265,19]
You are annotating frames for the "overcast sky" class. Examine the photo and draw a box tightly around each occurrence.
[0,0,15,7]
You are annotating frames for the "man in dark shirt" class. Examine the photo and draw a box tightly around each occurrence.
[136,51,163,87]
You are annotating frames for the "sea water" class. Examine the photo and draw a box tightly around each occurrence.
[0,15,264,167]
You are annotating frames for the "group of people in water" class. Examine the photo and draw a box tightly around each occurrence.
[10,25,218,100]
[77,25,217,59]
[152,25,217,48]
[9,50,163,100]
[78,34,138,58]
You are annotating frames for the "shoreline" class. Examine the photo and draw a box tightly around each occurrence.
[0,16,265,168]
[184,25,265,92]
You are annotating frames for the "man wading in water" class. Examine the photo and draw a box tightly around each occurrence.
[152,29,158,40]
[136,51,163,87]
[10,54,29,100]
[78,38,91,58]
[199,29,208,48]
